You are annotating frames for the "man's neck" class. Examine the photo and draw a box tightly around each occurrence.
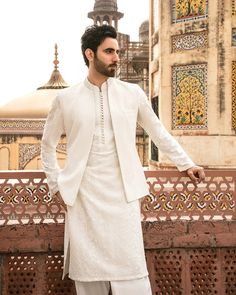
[87,72,108,88]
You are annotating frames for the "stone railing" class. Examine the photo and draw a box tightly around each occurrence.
[0,169,236,294]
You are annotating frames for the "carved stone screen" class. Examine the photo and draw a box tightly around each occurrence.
[172,31,208,53]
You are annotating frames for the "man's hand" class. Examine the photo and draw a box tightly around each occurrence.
[186,166,205,183]
[55,191,67,212]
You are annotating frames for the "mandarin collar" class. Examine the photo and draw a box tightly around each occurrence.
[84,77,113,91]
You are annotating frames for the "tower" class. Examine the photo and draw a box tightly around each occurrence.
[149,0,236,168]
[88,0,124,31]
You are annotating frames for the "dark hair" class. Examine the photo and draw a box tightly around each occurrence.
[81,24,117,67]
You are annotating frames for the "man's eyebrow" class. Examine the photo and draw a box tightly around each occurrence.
[104,48,120,53]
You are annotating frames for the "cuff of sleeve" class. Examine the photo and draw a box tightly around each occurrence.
[177,162,195,172]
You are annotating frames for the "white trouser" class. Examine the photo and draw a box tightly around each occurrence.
[75,276,152,295]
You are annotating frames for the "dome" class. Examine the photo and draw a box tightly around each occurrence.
[94,0,118,12]
[139,20,149,43]
[0,89,63,119]
[139,20,149,34]
[0,44,68,119]
[88,0,123,28]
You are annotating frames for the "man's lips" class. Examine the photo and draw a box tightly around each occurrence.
[109,64,117,68]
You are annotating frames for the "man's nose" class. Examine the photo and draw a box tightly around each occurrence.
[113,52,120,62]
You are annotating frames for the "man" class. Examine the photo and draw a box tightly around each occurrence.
[41,25,205,295]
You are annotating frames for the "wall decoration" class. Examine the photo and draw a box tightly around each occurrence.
[232,62,236,129]
[172,0,208,23]
[0,119,45,135]
[151,96,159,161]
[232,28,236,46]
[233,0,236,15]
[172,31,208,52]
[172,64,208,129]
[19,143,67,169]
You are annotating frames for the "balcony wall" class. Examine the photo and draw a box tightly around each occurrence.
[0,169,236,294]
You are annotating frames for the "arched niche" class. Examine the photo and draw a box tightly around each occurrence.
[95,15,101,25]
[0,147,10,170]
[103,15,110,25]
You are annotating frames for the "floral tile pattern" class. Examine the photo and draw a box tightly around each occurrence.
[172,0,208,23]
[172,63,208,129]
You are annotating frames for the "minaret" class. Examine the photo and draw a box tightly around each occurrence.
[37,44,68,90]
[88,0,123,31]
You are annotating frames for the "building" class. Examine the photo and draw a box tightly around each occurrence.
[0,0,150,169]
[149,0,236,168]
[0,45,68,170]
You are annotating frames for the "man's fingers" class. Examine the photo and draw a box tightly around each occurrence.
[187,166,205,183]
[188,170,199,182]
[197,168,205,181]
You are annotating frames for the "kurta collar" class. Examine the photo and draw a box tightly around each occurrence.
[84,77,113,92]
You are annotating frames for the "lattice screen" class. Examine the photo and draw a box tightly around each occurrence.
[224,249,236,294]
[4,253,76,295]
[189,249,218,294]
[153,249,182,294]
[146,247,236,295]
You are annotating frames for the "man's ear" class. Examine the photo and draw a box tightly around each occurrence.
[85,48,94,63]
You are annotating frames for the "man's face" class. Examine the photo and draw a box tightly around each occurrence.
[93,37,120,77]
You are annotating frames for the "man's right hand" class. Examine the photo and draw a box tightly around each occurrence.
[55,191,67,212]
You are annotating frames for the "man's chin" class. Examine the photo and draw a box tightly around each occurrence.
[107,70,116,77]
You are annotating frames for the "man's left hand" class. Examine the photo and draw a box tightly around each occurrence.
[186,166,205,183]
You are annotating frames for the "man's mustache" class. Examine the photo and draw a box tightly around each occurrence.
[109,63,118,68]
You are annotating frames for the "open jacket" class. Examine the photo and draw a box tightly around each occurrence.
[41,78,195,206]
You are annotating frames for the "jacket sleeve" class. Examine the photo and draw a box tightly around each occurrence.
[136,86,195,171]
[41,95,65,196]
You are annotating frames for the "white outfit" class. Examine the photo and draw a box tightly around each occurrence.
[41,77,195,284]
[75,277,152,295]
[41,78,195,208]
[66,81,148,281]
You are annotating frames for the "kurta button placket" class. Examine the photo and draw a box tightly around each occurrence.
[99,89,105,144]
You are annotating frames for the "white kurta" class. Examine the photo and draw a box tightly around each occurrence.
[64,80,148,282]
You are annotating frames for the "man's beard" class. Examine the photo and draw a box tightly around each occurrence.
[94,55,117,77]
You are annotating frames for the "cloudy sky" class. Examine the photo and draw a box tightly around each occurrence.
[0,0,149,106]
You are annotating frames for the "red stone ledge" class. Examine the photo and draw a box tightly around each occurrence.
[142,220,236,249]
[1,220,236,254]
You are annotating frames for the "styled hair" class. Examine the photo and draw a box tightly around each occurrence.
[81,24,117,67]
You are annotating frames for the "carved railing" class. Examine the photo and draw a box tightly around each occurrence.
[0,170,236,225]
[0,169,236,295]
[142,170,236,221]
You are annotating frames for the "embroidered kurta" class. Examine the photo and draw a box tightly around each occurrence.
[64,80,148,281]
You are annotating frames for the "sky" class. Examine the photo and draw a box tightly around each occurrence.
[0,0,149,106]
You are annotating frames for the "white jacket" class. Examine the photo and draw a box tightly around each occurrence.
[41,78,194,206]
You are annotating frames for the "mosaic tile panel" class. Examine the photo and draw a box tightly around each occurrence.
[232,28,236,46]
[172,0,208,23]
[172,31,208,52]
[232,62,236,129]
[172,64,208,129]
